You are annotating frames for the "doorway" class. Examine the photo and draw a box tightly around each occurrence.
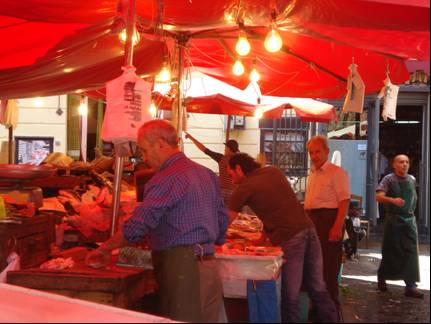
[378,105,424,231]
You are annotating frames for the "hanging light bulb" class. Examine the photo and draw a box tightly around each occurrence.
[232,59,245,76]
[34,97,43,107]
[155,63,171,83]
[264,26,282,53]
[78,97,88,116]
[149,103,157,117]
[249,67,260,83]
[235,30,251,56]
[119,28,140,46]
[254,107,264,119]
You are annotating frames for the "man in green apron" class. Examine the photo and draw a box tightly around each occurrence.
[376,154,423,299]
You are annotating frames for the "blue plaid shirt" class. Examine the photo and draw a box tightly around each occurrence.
[123,152,228,254]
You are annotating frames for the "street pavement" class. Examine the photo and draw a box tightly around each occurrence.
[340,237,430,323]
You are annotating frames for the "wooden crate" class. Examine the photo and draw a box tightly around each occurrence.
[7,264,157,310]
[0,214,54,271]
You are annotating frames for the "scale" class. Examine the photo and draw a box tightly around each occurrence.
[0,164,55,209]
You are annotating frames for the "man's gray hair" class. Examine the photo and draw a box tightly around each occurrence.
[137,120,179,147]
[307,135,329,150]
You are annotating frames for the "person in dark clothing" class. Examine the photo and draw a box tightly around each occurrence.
[343,202,366,260]
[376,154,423,299]
[185,132,239,206]
[227,153,338,323]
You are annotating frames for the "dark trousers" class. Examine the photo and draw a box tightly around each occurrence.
[198,258,224,322]
[308,209,343,307]
[152,246,203,322]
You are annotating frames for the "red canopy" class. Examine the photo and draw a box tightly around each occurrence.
[154,92,334,122]
[0,0,429,99]
[152,71,336,122]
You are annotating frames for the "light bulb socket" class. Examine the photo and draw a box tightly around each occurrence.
[270,10,277,21]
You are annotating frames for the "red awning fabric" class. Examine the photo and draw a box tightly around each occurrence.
[186,95,335,122]
[0,0,429,100]
[0,19,165,99]
[153,91,335,123]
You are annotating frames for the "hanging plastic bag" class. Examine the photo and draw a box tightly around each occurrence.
[342,63,365,114]
[101,66,153,147]
[0,252,20,283]
[378,77,399,121]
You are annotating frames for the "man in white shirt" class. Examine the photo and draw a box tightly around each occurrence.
[304,135,350,313]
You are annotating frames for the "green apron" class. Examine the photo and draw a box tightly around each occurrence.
[378,176,420,283]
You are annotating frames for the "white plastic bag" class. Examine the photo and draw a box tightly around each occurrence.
[101,66,153,145]
[342,63,365,114]
[216,253,283,281]
[378,77,399,121]
[0,252,20,283]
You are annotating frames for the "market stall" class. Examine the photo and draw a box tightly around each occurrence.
[6,258,156,310]
[0,1,429,323]
[0,283,175,323]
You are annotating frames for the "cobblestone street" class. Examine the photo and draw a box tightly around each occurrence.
[340,238,430,323]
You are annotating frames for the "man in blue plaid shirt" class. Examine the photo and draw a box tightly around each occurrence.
[86,120,228,323]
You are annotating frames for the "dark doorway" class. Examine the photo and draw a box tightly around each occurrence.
[378,105,423,229]
[379,105,422,178]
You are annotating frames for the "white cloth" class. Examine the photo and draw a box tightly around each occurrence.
[378,77,399,121]
[342,64,365,114]
[304,161,350,210]
[101,66,153,146]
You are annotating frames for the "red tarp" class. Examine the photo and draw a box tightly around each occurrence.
[0,0,429,99]
[152,71,336,122]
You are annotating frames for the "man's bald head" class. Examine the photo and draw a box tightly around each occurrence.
[392,154,410,177]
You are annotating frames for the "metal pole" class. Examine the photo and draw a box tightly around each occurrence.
[177,37,185,139]
[8,126,13,164]
[111,0,136,237]
[96,99,104,151]
[80,96,88,163]
[175,34,189,152]
[419,94,430,239]
[365,98,380,226]
[272,118,277,165]
[309,122,317,138]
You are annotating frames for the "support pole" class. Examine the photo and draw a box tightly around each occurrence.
[177,41,185,139]
[419,94,430,238]
[111,0,136,237]
[365,98,380,226]
[8,126,13,164]
[175,34,189,151]
[177,42,184,137]
[272,119,277,165]
[79,96,88,163]
[96,99,104,151]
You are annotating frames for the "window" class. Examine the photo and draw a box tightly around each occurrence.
[259,114,309,177]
